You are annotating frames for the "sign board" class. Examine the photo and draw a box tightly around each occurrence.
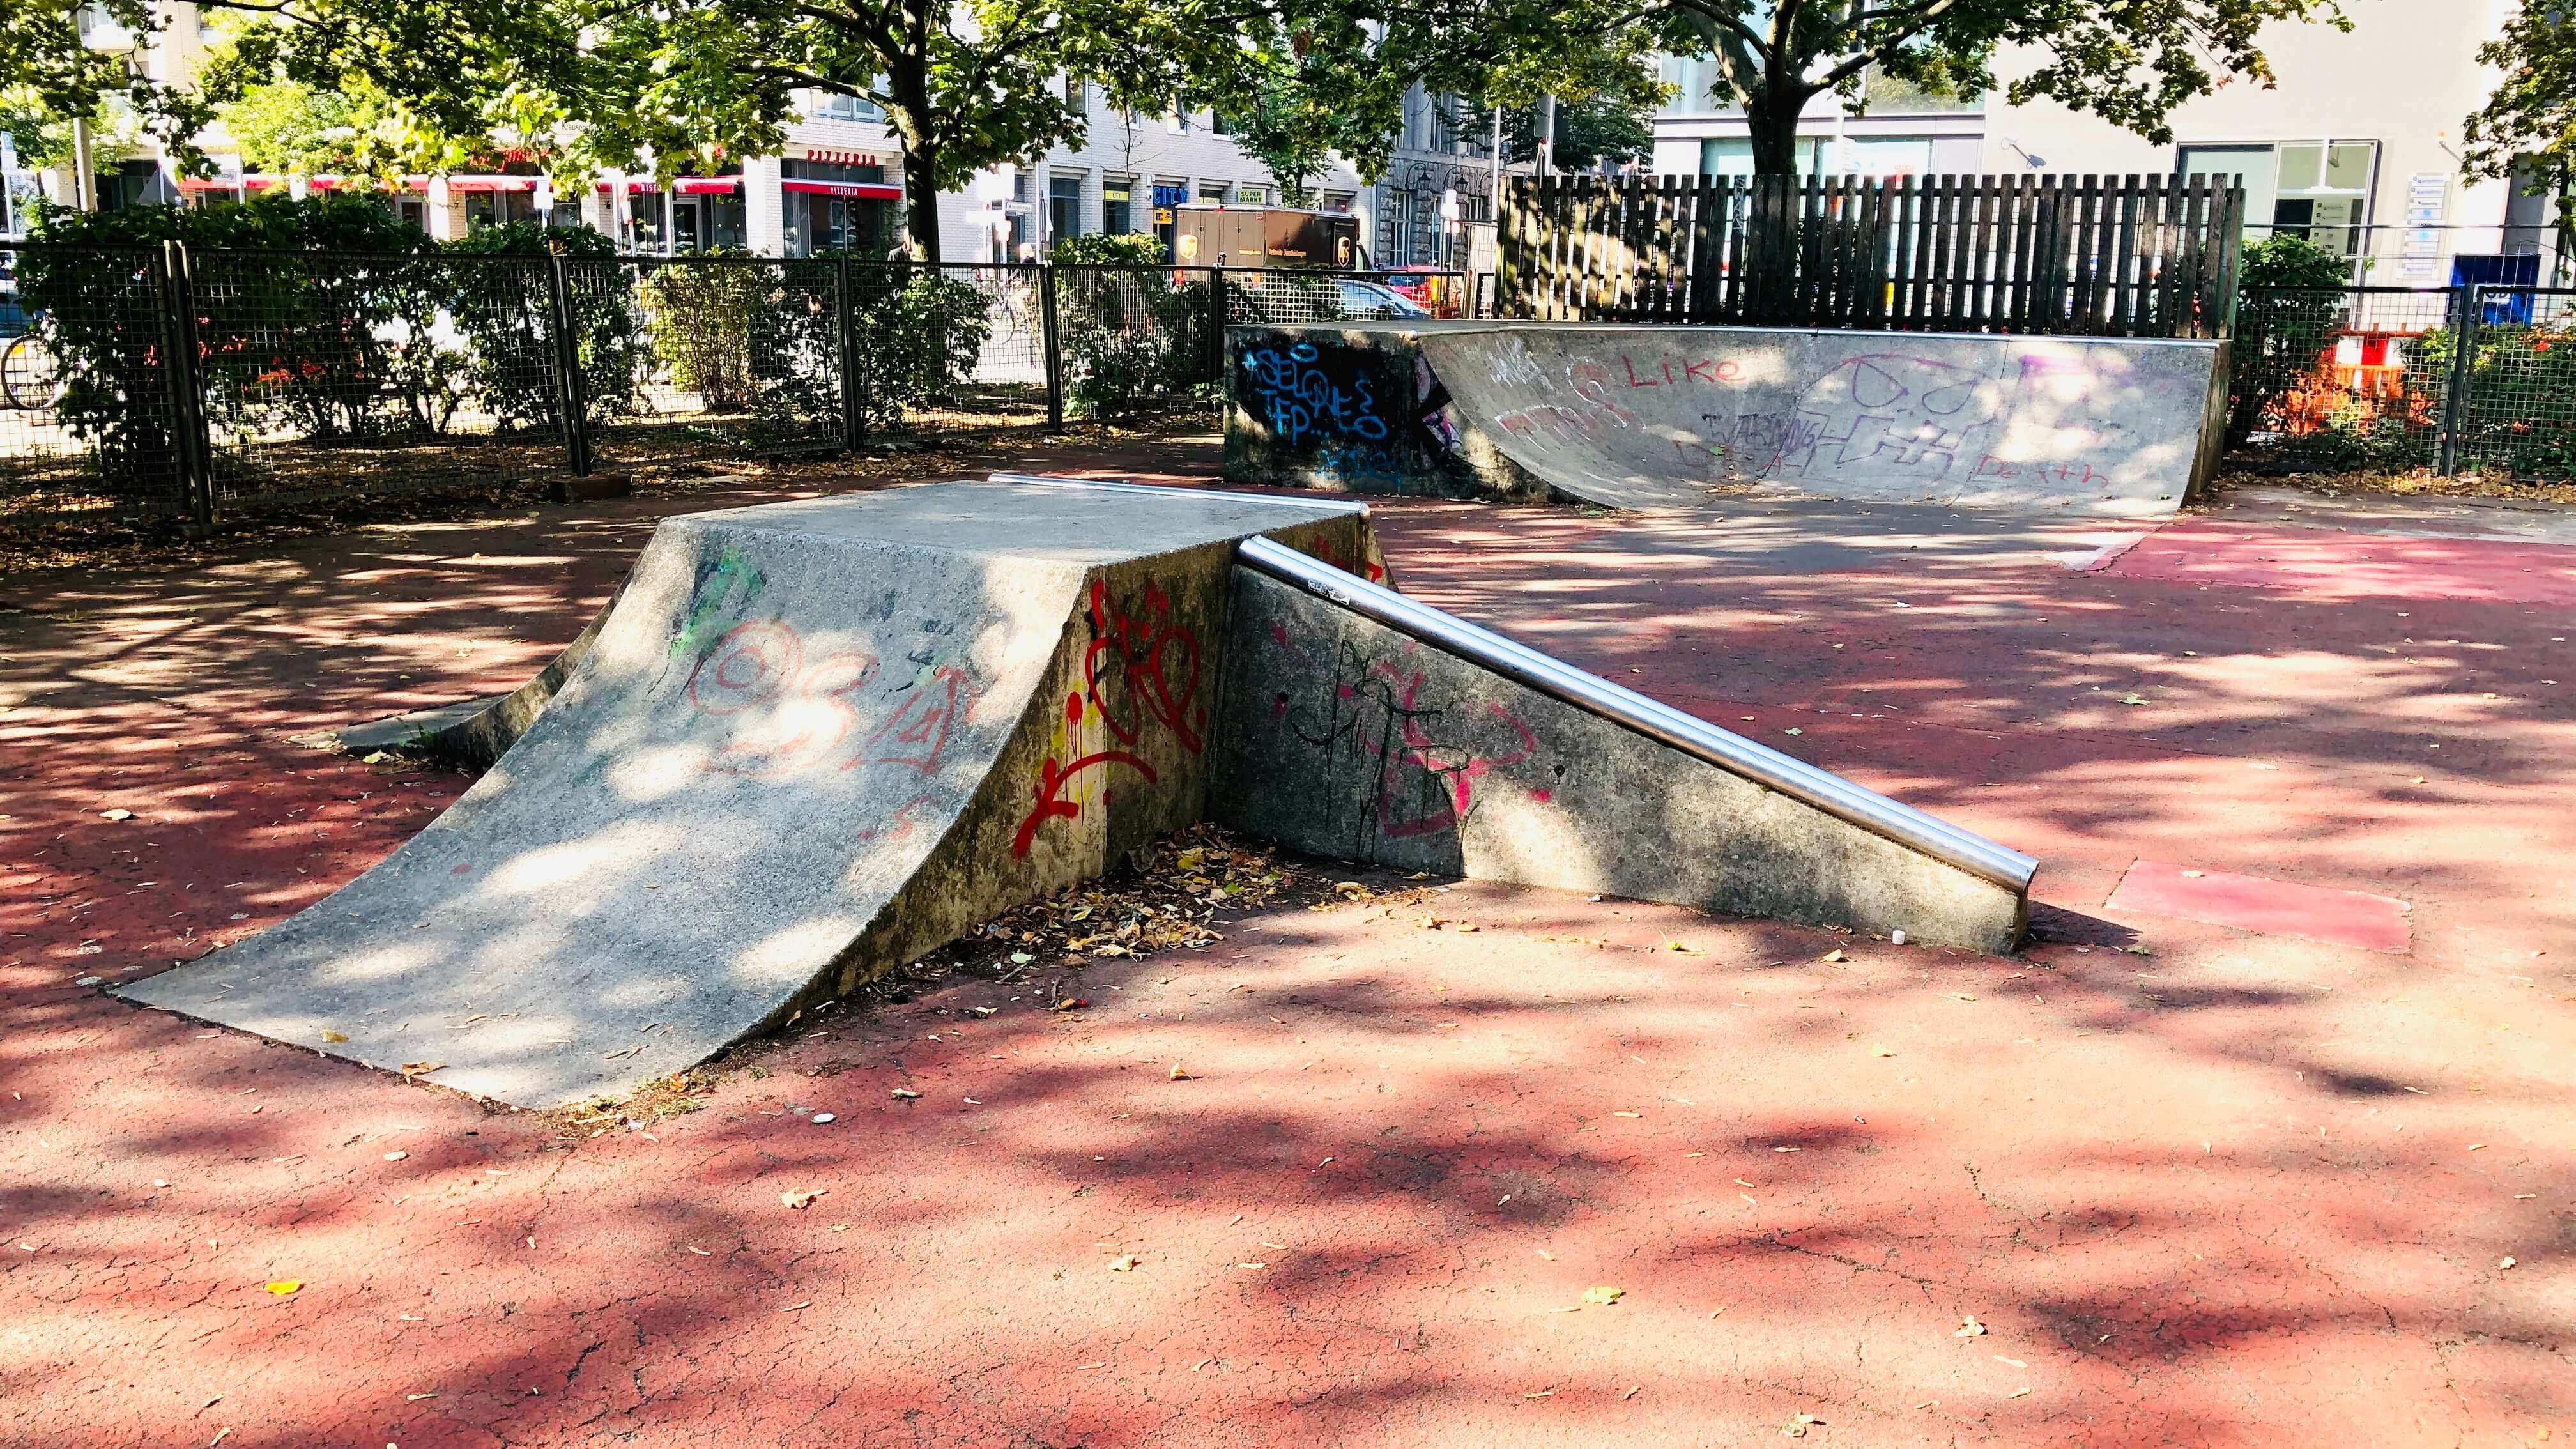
[2400,172,2447,283]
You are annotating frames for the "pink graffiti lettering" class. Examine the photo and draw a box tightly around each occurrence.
[1364,663,1540,837]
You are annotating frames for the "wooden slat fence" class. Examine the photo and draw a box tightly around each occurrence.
[1497,173,2244,339]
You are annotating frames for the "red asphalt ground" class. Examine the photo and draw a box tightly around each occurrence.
[4,450,2572,1446]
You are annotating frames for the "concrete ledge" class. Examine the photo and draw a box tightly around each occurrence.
[1210,565,2028,952]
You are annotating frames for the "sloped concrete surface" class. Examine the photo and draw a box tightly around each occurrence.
[1228,320,2223,517]
[119,481,1377,1107]
[1214,567,2025,951]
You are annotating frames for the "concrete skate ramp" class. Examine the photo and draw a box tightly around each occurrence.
[1227,321,2227,518]
[1213,538,2034,953]
[124,479,1384,1108]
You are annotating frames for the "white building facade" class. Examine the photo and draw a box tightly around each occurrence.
[1648,0,2556,286]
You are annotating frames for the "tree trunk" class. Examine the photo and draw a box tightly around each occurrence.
[898,134,944,270]
[1744,92,1807,177]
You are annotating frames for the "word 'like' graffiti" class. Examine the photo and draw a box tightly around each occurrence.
[1011,579,1207,857]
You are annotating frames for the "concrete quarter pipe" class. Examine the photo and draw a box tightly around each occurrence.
[125,477,2034,1108]
[1227,321,2227,517]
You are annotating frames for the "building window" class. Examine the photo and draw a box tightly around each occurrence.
[1103,181,1133,234]
[1699,137,1820,176]
[1048,173,1084,245]
[1064,75,1089,113]
[1011,169,1031,202]
[808,90,885,123]
[2179,140,2378,257]
[464,189,542,229]
[783,158,885,183]
[1198,181,1228,203]
[1320,191,1354,213]
[1167,111,1190,134]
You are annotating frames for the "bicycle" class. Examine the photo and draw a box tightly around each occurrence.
[1,326,62,411]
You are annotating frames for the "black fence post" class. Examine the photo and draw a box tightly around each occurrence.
[1207,266,1228,387]
[1039,263,1064,432]
[837,257,864,452]
[2439,284,2481,477]
[156,240,214,532]
[544,253,594,477]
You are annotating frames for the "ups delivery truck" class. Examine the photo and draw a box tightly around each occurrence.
[1170,204,1362,268]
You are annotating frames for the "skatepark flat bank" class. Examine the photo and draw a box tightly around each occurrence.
[123,478,2033,1107]
[1225,320,2227,517]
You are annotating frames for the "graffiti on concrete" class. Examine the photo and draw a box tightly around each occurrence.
[1240,340,1389,451]
[683,617,976,781]
[1012,579,1206,857]
[1779,353,2005,477]
[1241,336,1468,491]
[1275,636,1545,847]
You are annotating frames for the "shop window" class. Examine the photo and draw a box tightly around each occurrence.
[1103,183,1133,234]
[1048,173,1084,243]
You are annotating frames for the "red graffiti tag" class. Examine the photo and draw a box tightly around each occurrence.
[1361,662,1540,837]
[1011,581,1206,857]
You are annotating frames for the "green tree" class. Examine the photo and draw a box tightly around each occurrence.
[1659,0,2350,176]
[1506,93,1657,173]
[2462,0,2574,276]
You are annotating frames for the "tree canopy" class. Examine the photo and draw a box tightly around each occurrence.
[1658,0,2350,174]
[2462,1,2575,227]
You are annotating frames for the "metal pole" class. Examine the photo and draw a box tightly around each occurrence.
[1038,262,1064,431]
[1207,265,1227,385]
[2439,284,2480,477]
[157,240,213,530]
[1535,96,1555,178]
[1489,105,1504,215]
[545,254,594,476]
[836,256,864,452]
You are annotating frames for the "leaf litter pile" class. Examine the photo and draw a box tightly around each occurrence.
[908,824,1410,985]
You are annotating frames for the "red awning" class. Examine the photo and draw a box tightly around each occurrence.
[436,175,539,193]
[781,179,901,201]
[673,176,742,195]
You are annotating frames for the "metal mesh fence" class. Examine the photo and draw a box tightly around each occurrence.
[1052,264,1218,422]
[590,256,848,466]
[1221,268,1469,324]
[2227,286,2456,474]
[2449,287,2576,478]
[1,242,190,523]
[185,249,572,509]
[2228,284,2576,480]
[838,262,1054,432]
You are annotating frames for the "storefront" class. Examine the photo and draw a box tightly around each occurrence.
[781,148,902,257]
[597,173,747,252]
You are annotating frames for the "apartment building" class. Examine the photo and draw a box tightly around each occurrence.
[1650,0,2554,285]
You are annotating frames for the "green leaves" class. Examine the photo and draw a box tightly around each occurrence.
[2464,3,2576,193]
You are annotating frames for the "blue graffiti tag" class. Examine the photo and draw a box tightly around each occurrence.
[1241,342,1390,449]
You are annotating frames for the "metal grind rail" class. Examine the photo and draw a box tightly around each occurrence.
[1234,532,2041,894]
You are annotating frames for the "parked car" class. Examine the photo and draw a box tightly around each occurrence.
[1380,267,1464,317]
[1233,275,1430,325]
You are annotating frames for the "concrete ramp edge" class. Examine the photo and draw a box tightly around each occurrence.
[1213,535,2034,952]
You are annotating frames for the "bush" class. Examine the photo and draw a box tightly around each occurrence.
[445,222,648,429]
[20,194,445,473]
[641,254,770,412]
[1051,252,1213,420]
[2227,234,2355,446]
[847,270,991,426]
